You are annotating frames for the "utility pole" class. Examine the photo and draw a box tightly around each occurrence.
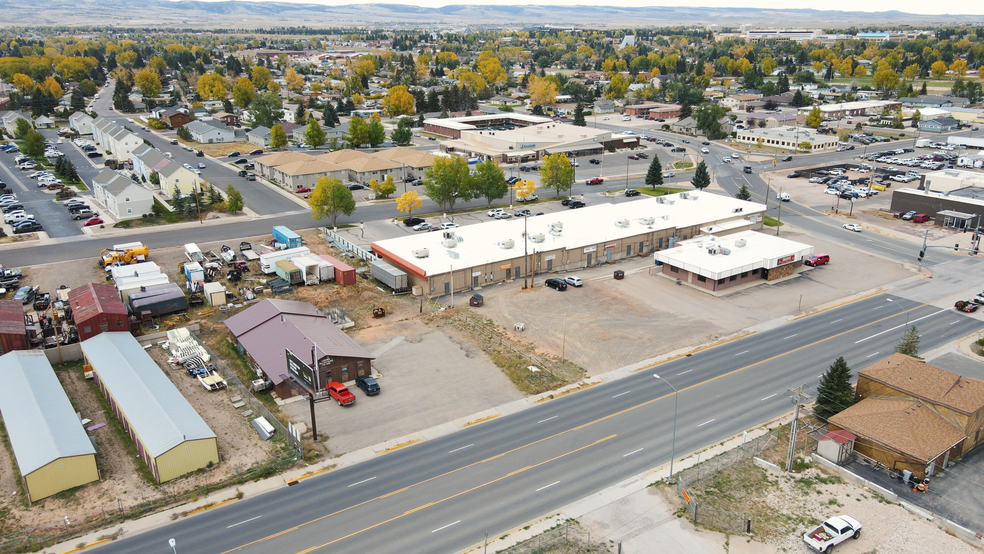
[785,384,811,472]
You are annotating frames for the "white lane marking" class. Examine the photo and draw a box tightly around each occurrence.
[538,416,558,424]
[535,481,561,492]
[227,516,262,528]
[448,444,474,454]
[347,476,377,488]
[855,309,946,343]
[612,391,632,398]
[829,319,842,324]
[761,393,777,401]
[677,369,693,376]
[783,334,798,340]
[698,419,716,427]
[866,351,881,358]
[623,448,644,458]
[735,350,749,356]
[872,306,884,310]
[432,520,461,533]
[950,321,960,325]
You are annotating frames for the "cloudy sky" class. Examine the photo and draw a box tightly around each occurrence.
[211,0,979,16]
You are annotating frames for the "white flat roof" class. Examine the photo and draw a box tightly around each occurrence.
[654,230,814,280]
[373,191,766,277]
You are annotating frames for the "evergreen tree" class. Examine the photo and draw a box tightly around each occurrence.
[919,81,928,95]
[70,88,85,112]
[735,183,752,200]
[573,104,586,126]
[417,113,425,128]
[226,185,244,212]
[791,90,807,107]
[778,74,790,94]
[814,357,856,423]
[532,104,544,115]
[295,104,306,125]
[207,185,222,207]
[644,155,664,191]
[895,326,922,359]
[691,161,711,190]
[322,103,337,128]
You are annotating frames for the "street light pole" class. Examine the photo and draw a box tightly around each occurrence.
[887,298,909,340]
[653,374,678,479]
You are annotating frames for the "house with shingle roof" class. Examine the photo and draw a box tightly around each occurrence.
[91,168,154,220]
[156,160,201,197]
[224,299,374,399]
[272,158,346,190]
[827,354,984,479]
[339,155,403,184]
[254,151,314,180]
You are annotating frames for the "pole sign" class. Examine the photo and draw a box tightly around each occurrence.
[286,348,315,393]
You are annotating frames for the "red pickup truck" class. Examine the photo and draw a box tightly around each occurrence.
[327,382,356,406]
[585,177,604,185]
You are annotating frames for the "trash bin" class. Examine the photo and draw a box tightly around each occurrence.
[614,270,625,280]
[470,293,484,307]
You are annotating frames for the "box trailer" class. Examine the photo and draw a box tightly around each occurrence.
[202,282,226,306]
[116,274,170,297]
[127,283,188,317]
[259,246,310,274]
[272,226,302,249]
[110,261,161,281]
[289,256,321,285]
[915,138,932,148]
[275,260,303,285]
[184,243,206,263]
[184,262,205,284]
[370,258,409,291]
[320,254,356,286]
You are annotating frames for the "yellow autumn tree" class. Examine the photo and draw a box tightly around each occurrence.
[197,72,227,101]
[284,68,304,93]
[43,77,63,99]
[396,190,422,217]
[527,75,558,107]
[382,85,415,117]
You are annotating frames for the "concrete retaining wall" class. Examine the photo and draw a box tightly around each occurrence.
[753,457,781,473]
[42,343,83,363]
[811,454,898,502]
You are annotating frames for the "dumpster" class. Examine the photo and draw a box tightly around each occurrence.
[470,293,484,307]
[614,270,625,280]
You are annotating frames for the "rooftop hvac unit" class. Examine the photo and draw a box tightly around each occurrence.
[549,222,563,232]
[499,239,515,249]
[615,219,630,228]
[639,217,656,225]
[530,233,545,243]
[666,199,675,204]
[719,247,732,255]
[442,239,458,248]
[443,230,456,239]
[412,248,429,259]
[689,195,699,201]
[707,246,719,255]
[448,250,459,259]
[680,192,689,199]
[655,197,665,204]
[735,238,747,247]
[661,215,670,220]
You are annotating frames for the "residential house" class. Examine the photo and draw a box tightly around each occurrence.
[92,118,143,161]
[184,120,235,143]
[34,115,55,129]
[254,151,314,180]
[68,112,94,135]
[213,111,240,126]
[828,354,984,479]
[2,112,30,136]
[91,168,155,220]
[720,94,762,111]
[156,160,201,197]
[159,109,190,129]
[130,144,169,183]
[224,299,375,400]
[670,116,699,135]
[918,116,960,133]
[247,126,272,147]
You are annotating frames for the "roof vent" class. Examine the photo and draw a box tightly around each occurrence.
[655,197,665,204]
[719,247,731,255]
[442,239,458,249]
[412,248,429,259]
[639,217,655,225]
[680,192,689,199]
[498,239,515,249]
[735,238,747,247]
[530,233,545,243]
[615,219,630,228]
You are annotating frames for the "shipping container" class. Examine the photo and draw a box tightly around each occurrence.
[127,283,188,317]
[110,261,161,281]
[259,246,310,274]
[272,226,302,249]
[275,260,303,285]
[289,256,321,285]
[370,258,409,291]
[320,254,355,286]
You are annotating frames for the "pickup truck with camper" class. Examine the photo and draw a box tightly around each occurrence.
[803,515,861,552]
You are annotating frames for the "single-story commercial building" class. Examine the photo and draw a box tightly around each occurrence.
[624,102,681,119]
[652,230,814,292]
[795,100,901,119]
[81,333,218,483]
[829,354,984,479]
[0,351,99,502]
[372,191,766,298]
[439,120,626,165]
[69,283,130,342]
[424,113,553,139]
[225,299,375,399]
[736,126,839,152]
[889,171,984,229]
[918,116,960,133]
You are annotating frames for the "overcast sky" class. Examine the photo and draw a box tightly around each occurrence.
[209,0,979,16]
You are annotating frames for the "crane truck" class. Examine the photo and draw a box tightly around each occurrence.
[99,243,149,267]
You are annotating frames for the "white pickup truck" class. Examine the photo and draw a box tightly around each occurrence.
[803,515,861,552]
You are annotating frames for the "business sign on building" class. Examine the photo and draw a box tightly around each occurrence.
[604,243,617,250]
[775,255,795,266]
[286,348,316,393]
[499,263,512,270]
[584,246,597,253]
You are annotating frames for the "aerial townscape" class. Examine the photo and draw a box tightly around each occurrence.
[1,3,984,553]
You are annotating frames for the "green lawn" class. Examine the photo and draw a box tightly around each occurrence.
[636,186,689,197]
[763,216,784,227]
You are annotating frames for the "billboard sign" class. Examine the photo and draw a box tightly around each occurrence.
[286,348,316,393]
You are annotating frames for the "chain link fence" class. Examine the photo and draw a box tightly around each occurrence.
[674,429,782,535]
[497,522,611,554]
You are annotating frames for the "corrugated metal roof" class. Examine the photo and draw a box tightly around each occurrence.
[0,299,25,336]
[0,351,96,475]
[225,299,321,337]
[69,283,128,325]
[80,333,215,458]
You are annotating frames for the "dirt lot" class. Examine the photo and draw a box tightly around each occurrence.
[472,226,913,375]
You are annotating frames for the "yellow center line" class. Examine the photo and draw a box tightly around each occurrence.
[223,294,958,554]
[294,435,617,554]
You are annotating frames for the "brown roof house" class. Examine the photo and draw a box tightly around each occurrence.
[69,284,130,342]
[827,354,984,479]
[224,299,374,399]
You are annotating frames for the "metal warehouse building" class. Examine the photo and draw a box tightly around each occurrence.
[81,333,218,483]
[0,351,99,502]
[371,191,767,298]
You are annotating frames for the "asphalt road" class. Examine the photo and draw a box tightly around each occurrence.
[94,286,984,554]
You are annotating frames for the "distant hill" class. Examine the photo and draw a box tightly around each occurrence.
[4,1,977,28]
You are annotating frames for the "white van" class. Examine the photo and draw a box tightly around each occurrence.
[622,115,631,121]
[170,139,179,145]
[777,192,791,202]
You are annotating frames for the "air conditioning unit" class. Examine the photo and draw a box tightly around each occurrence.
[719,247,731,255]
[661,215,670,220]
[666,199,675,204]
[707,246,719,255]
[680,192,689,199]
[689,195,699,201]
[549,222,563,232]
[448,250,459,259]
[442,239,458,248]
[530,233,545,243]
[655,197,665,204]
[615,219,630,228]
[412,248,429,258]
[639,217,655,225]
[498,239,515,249]
[735,239,747,247]
[443,230,456,239]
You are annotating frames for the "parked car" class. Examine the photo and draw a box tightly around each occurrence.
[83,217,104,226]
[636,153,649,159]
[249,149,264,155]
[568,200,586,209]
[517,193,538,202]
[843,223,863,232]
[13,285,36,305]
[514,209,532,217]
[439,222,459,230]
[403,217,425,227]
[627,154,640,160]
[413,222,432,231]
[625,189,641,197]
[803,515,861,552]
[565,276,583,287]
[12,221,42,234]
[233,158,248,165]
[71,209,96,220]
[326,382,356,406]
[804,254,830,266]
[488,208,505,217]
[911,213,930,223]
[787,172,803,178]
[238,170,249,177]
[1,204,24,213]
[294,187,312,194]
[585,177,604,185]
[197,162,206,169]
[355,375,380,396]
[589,158,601,164]
[227,152,241,157]
[494,211,512,219]
[347,184,365,190]
[900,211,917,220]
[544,278,568,291]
